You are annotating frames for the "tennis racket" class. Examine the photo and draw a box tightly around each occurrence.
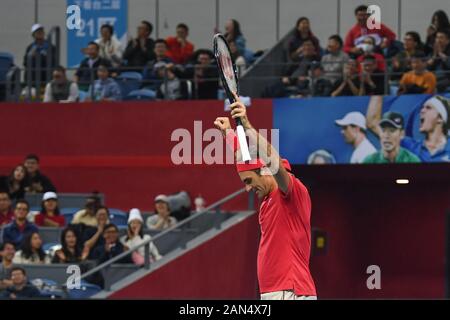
[213,33,251,161]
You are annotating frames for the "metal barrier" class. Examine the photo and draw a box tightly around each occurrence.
[79,187,252,291]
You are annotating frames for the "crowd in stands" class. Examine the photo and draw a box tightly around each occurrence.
[0,154,187,298]
[6,18,259,102]
[1,6,450,102]
[263,6,450,98]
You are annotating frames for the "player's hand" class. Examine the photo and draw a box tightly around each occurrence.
[229,92,251,129]
[214,117,231,136]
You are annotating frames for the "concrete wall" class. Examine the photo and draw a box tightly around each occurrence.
[0,0,448,68]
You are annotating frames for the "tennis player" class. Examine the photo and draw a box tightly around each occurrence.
[214,93,317,300]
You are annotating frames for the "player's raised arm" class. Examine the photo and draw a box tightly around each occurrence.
[366,95,383,137]
[229,92,291,194]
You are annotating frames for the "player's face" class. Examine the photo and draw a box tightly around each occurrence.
[380,126,403,152]
[239,170,269,199]
[340,125,357,144]
[420,104,441,133]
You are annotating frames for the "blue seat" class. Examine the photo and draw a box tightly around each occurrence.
[31,278,64,298]
[0,52,14,82]
[109,209,128,226]
[116,72,143,97]
[61,207,80,225]
[67,280,102,299]
[124,88,156,101]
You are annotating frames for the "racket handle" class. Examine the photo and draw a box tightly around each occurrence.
[236,124,251,161]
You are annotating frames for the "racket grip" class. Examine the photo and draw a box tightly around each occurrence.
[236,125,251,161]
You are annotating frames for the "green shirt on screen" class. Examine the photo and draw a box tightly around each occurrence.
[363,147,421,164]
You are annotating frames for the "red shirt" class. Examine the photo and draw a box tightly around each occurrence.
[344,23,396,53]
[165,36,194,64]
[257,174,316,296]
[34,213,65,227]
[0,211,14,226]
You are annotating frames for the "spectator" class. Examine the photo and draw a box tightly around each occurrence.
[224,19,253,64]
[43,65,79,103]
[142,39,175,89]
[427,29,450,92]
[398,51,436,95]
[363,112,421,163]
[359,55,385,96]
[165,23,194,65]
[355,36,386,72]
[308,62,334,97]
[13,232,51,264]
[146,195,177,231]
[335,111,377,163]
[34,192,65,227]
[23,154,56,193]
[95,24,123,68]
[191,50,219,99]
[344,5,396,57]
[288,17,321,62]
[0,242,16,291]
[82,206,110,257]
[0,192,13,226]
[229,40,246,76]
[120,208,162,265]
[123,20,156,71]
[52,227,88,263]
[0,165,29,201]
[71,194,102,227]
[321,35,349,85]
[74,41,112,90]
[2,200,38,248]
[155,62,187,100]
[86,64,122,102]
[91,223,132,264]
[23,24,56,85]
[392,31,424,81]
[331,59,361,97]
[307,149,337,165]
[0,267,40,299]
[425,10,450,54]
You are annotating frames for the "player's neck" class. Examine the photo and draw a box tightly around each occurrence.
[353,134,365,148]
[425,129,446,151]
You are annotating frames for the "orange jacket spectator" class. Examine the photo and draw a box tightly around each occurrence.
[165,23,194,64]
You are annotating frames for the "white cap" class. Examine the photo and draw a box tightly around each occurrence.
[154,194,169,203]
[335,111,367,130]
[31,24,44,34]
[128,208,143,223]
[42,191,57,201]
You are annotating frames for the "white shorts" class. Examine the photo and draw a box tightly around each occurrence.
[260,290,317,300]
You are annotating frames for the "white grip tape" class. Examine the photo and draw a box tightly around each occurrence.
[236,125,251,161]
